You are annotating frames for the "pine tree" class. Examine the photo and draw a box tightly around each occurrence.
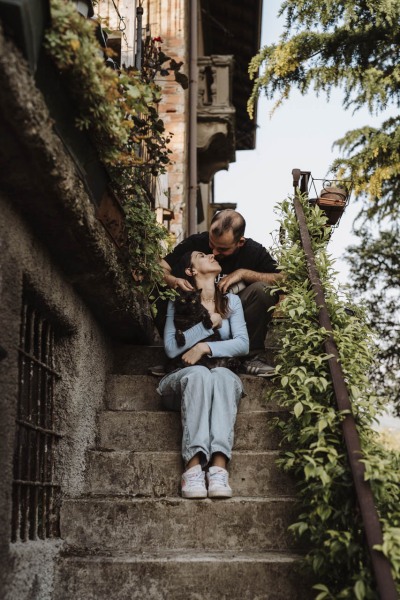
[249,0,400,412]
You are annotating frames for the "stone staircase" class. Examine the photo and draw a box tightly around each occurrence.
[54,347,308,599]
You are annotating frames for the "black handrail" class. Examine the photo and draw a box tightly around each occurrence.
[291,169,398,600]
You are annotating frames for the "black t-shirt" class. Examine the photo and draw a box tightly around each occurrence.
[164,232,278,279]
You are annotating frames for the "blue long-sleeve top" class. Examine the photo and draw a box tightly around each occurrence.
[163,293,249,359]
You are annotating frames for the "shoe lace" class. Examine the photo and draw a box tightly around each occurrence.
[210,469,228,487]
[185,469,205,485]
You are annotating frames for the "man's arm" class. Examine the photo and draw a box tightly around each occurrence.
[160,258,194,291]
[217,268,284,294]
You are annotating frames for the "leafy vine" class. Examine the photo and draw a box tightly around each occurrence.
[272,195,400,598]
[44,0,176,300]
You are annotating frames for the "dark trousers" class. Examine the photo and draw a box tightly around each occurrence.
[238,282,278,352]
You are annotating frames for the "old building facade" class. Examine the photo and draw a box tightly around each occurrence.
[0,1,263,598]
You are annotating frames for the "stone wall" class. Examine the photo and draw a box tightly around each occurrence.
[0,192,112,600]
[0,25,147,600]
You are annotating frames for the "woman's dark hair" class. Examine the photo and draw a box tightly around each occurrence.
[180,251,230,319]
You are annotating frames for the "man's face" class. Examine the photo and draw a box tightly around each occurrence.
[208,229,245,259]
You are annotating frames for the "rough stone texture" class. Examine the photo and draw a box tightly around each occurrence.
[0,27,137,600]
[55,369,308,597]
[0,25,153,344]
[106,373,281,412]
[61,496,298,552]
[4,541,63,600]
[98,410,283,452]
[86,450,294,498]
[0,7,307,600]
[112,344,167,375]
[0,191,113,598]
[55,552,308,600]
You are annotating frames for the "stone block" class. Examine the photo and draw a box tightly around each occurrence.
[61,496,299,552]
[98,411,284,451]
[85,450,294,498]
[106,374,281,412]
[55,552,309,600]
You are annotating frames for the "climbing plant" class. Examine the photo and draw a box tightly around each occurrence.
[272,195,400,598]
[44,0,175,300]
[247,0,400,414]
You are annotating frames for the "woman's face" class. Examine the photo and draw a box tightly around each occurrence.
[189,252,222,276]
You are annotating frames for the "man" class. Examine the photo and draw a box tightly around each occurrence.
[156,209,283,376]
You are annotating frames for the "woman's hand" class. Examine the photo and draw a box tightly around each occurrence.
[209,312,222,329]
[182,342,210,365]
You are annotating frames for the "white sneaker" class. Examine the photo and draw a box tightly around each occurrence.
[181,465,207,499]
[207,466,233,498]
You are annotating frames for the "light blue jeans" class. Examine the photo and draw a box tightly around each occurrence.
[157,366,243,466]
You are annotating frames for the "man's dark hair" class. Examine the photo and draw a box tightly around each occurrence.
[210,209,246,243]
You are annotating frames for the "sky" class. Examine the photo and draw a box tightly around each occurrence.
[215,0,400,428]
[214,0,386,287]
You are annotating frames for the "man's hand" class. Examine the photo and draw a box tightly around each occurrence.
[174,277,194,291]
[161,258,194,291]
[182,342,210,365]
[217,269,245,293]
[217,268,285,293]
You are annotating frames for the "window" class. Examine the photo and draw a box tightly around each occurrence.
[11,292,62,542]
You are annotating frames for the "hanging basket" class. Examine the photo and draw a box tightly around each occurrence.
[317,185,348,225]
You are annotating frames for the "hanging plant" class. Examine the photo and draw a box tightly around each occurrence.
[44,0,171,168]
[142,35,189,89]
[44,0,175,300]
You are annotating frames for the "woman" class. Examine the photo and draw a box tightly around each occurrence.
[157,251,249,499]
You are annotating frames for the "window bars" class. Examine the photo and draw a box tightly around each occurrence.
[12,296,62,542]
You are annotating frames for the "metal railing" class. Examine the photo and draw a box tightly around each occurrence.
[291,168,398,599]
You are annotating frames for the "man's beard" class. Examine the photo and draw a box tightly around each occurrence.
[213,249,239,262]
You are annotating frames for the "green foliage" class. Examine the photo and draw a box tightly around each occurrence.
[44,0,173,296]
[120,182,176,306]
[248,0,400,411]
[45,0,171,168]
[272,194,400,598]
[248,0,400,119]
[345,223,400,413]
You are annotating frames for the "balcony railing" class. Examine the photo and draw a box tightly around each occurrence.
[197,55,236,182]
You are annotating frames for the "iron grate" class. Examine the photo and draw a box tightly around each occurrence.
[11,296,62,542]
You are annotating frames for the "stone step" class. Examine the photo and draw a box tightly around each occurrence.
[113,344,167,375]
[55,551,309,600]
[106,374,279,412]
[61,496,298,553]
[98,411,283,452]
[86,450,294,498]
[112,344,281,377]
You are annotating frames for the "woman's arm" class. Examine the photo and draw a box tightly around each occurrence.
[163,301,215,358]
[207,295,249,358]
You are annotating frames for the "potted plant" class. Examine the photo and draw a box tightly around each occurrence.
[317,183,348,226]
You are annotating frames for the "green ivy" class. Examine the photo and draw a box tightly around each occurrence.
[122,182,175,307]
[44,0,174,298]
[272,195,400,598]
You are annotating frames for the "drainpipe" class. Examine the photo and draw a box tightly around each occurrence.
[135,4,144,70]
[188,0,198,236]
